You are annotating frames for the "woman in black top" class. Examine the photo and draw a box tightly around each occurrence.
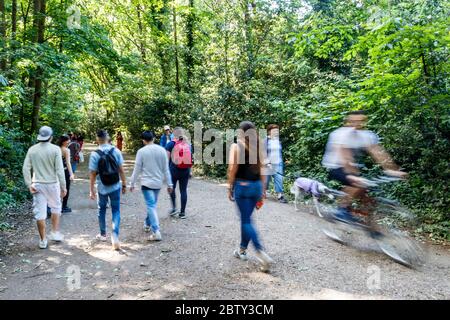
[166,127,192,219]
[58,135,74,213]
[227,121,274,271]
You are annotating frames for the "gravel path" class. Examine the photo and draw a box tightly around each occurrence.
[0,144,449,300]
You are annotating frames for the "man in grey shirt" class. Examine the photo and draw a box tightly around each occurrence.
[130,131,173,241]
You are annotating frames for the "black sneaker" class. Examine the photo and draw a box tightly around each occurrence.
[278,196,288,204]
[178,212,186,219]
[168,208,179,217]
[333,208,364,226]
[369,230,384,239]
[62,207,72,213]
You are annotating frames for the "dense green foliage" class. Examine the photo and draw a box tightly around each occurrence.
[0,126,28,209]
[0,0,448,238]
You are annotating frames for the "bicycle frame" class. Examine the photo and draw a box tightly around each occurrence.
[322,176,408,229]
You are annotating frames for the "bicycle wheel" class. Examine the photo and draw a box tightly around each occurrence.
[321,217,361,246]
[315,202,337,220]
[376,197,416,221]
[322,228,345,243]
[375,229,426,268]
[312,197,325,218]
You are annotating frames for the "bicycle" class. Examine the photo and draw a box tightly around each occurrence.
[317,175,427,268]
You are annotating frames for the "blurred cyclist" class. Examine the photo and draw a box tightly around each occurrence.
[322,110,407,223]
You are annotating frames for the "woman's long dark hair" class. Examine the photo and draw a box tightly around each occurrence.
[57,135,70,147]
[237,121,262,175]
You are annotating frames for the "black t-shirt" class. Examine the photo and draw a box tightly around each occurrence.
[235,144,261,181]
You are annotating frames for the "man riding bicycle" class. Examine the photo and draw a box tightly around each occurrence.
[322,110,407,225]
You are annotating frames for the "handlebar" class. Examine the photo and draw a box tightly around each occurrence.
[321,175,405,199]
[372,176,404,183]
[358,175,405,188]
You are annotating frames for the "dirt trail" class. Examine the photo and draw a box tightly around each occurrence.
[0,144,449,300]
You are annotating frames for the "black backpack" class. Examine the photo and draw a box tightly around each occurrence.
[95,148,120,186]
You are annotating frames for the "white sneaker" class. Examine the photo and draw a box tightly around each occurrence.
[48,231,64,242]
[111,234,120,250]
[233,249,248,261]
[255,250,274,271]
[96,234,107,241]
[148,230,162,241]
[39,238,48,249]
[143,224,151,233]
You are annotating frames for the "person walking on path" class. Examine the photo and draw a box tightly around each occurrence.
[116,131,123,151]
[130,131,173,241]
[58,135,75,213]
[22,126,67,249]
[160,125,174,147]
[77,134,85,163]
[68,134,81,173]
[89,130,127,250]
[166,127,192,219]
[77,134,84,150]
[264,124,288,203]
[227,121,274,272]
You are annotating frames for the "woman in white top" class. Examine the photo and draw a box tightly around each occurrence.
[265,124,287,203]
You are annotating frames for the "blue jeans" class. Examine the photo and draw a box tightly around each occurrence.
[71,161,78,173]
[234,179,264,251]
[142,187,160,232]
[98,188,121,237]
[170,166,190,213]
[267,164,284,193]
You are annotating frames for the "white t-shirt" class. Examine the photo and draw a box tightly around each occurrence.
[322,127,379,169]
[267,138,282,165]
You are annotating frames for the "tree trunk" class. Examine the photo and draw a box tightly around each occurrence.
[421,52,430,84]
[21,0,31,43]
[59,0,64,53]
[30,0,46,134]
[173,2,180,92]
[136,4,147,62]
[185,0,195,90]
[0,0,6,70]
[12,0,17,41]
[224,25,229,86]
[150,0,170,87]
[243,0,255,80]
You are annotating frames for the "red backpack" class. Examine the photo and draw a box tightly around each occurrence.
[172,140,193,169]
